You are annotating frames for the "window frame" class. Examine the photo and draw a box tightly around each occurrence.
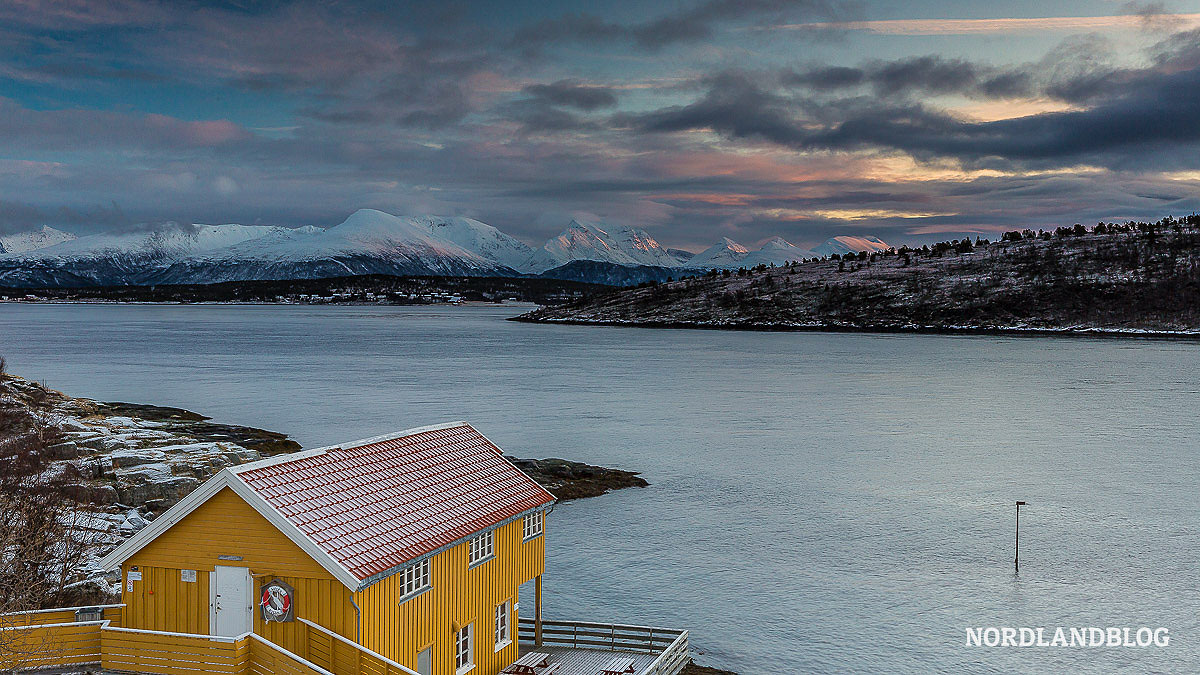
[493,600,511,651]
[454,623,474,674]
[398,558,431,602]
[467,530,495,567]
[522,511,544,541]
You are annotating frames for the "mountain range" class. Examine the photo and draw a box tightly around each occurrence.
[0,209,890,287]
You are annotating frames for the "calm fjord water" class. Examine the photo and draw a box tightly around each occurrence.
[4,303,1198,673]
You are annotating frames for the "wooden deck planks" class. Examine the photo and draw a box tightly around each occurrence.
[518,645,656,675]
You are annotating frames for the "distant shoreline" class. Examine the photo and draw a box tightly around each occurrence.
[509,315,1200,341]
[0,299,539,308]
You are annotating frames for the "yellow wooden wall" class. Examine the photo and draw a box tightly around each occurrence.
[121,485,547,675]
[356,512,547,675]
[121,487,357,650]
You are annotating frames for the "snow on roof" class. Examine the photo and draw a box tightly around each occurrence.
[99,421,556,590]
[232,422,556,584]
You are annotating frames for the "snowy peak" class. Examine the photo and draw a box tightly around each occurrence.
[420,216,533,270]
[522,220,682,273]
[686,236,815,269]
[813,235,892,257]
[715,237,749,252]
[758,236,794,250]
[685,238,750,269]
[323,209,461,249]
[742,238,817,268]
[0,226,76,254]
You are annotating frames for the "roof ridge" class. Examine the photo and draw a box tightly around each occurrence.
[230,421,472,475]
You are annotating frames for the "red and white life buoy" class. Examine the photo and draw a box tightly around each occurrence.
[260,583,292,620]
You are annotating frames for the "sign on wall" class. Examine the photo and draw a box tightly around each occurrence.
[259,579,295,623]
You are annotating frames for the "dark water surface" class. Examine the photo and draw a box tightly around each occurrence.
[5,303,1198,673]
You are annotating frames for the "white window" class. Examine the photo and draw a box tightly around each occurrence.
[494,601,511,650]
[399,558,430,599]
[468,530,494,566]
[522,512,544,541]
[455,623,473,673]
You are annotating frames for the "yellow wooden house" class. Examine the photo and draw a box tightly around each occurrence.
[99,422,555,675]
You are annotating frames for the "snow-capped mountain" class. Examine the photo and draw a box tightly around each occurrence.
[0,210,519,287]
[685,236,816,269]
[522,220,684,273]
[0,223,307,287]
[813,235,891,257]
[0,226,76,254]
[0,209,896,288]
[419,217,533,271]
[685,237,750,269]
[16,223,296,262]
[153,210,512,283]
[741,237,818,267]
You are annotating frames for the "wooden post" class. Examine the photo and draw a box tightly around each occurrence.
[534,575,543,647]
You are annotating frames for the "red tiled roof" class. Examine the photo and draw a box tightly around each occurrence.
[234,422,555,583]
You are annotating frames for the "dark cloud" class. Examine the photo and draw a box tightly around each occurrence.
[498,80,617,133]
[782,65,864,89]
[625,71,807,146]
[871,56,981,95]
[523,80,618,110]
[628,46,1200,168]
[513,0,854,51]
[0,200,129,236]
[0,201,46,235]
[785,56,1035,100]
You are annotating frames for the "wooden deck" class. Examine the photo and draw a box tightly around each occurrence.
[517,618,688,675]
[519,644,658,675]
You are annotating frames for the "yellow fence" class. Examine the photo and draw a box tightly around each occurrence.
[249,633,332,675]
[294,618,418,675]
[101,626,251,675]
[0,620,104,670]
[0,607,413,675]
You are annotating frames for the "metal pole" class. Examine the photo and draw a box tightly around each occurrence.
[1014,501,1026,574]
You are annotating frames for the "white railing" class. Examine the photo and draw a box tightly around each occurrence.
[642,630,689,675]
[517,618,689,675]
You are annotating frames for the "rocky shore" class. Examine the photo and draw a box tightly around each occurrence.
[507,456,648,501]
[681,665,737,675]
[516,225,1200,337]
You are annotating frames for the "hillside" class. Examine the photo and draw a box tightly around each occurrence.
[516,217,1200,335]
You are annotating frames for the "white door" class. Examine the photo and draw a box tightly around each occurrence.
[416,647,431,675]
[211,566,253,636]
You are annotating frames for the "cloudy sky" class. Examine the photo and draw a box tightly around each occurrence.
[3,0,1200,250]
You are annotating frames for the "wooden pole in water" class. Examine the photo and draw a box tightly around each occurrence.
[1014,501,1026,573]
[535,575,543,647]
